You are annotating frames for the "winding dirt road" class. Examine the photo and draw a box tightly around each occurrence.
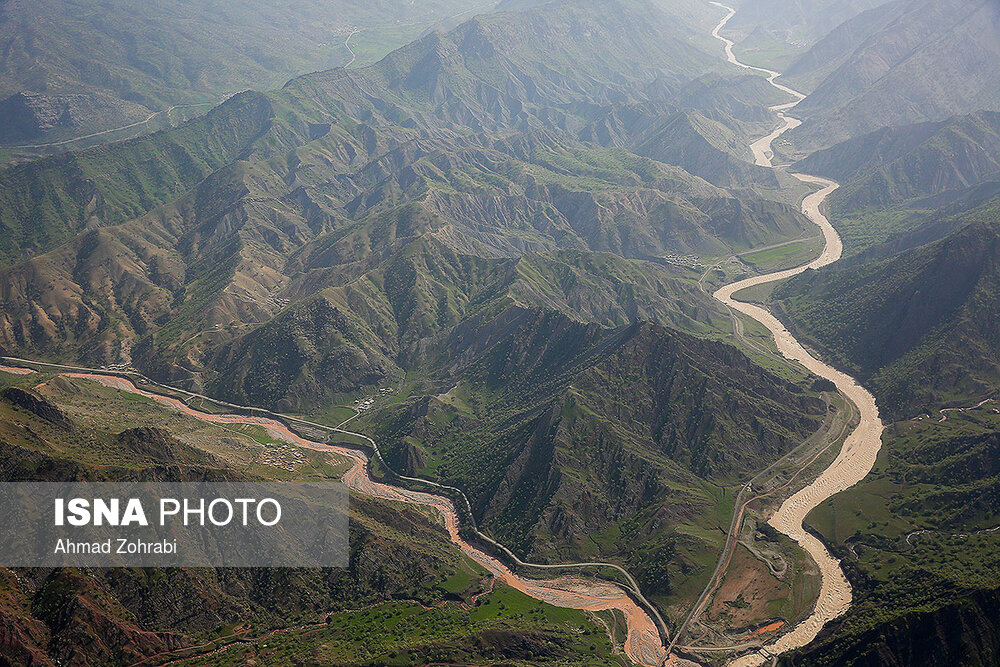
[31,371,667,667]
[0,6,887,665]
[704,4,885,665]
[11,100,225,151]
[343,29,360,68]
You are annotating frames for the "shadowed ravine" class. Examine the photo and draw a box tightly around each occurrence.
[692,4,886,665]
[0,5,887,665]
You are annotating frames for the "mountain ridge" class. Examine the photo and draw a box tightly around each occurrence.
[776,196,1000,419]
[786,0,1000,152]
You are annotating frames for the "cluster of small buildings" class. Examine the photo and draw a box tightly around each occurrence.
[256,442,306,471]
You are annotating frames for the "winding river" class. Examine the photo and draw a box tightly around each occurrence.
[29,370,667,666]
[0,7,886,666]
[707,3,885,665]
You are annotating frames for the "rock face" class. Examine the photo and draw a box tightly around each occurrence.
[1,387,72,428]
[788,0,1000,150]
[0,91,162,145]
[0,92,78,143]
[782,586,1000,666]
[0,91,155,145]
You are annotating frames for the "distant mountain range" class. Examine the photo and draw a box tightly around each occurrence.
[783,0,1000,152]
[779,0,904,93]
[0,0,809,377]
[723,0,892,62]
[0,0,492,144]
[0,0,832,636]
[787,110,1000,255]
[796,111,1000,211]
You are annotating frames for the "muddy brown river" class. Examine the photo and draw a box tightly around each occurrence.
[1,6,886,663]
[707,4,885,665]
[56,372,668,666]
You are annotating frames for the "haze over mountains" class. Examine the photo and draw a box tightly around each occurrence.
[0,0,814,387]
[783,0,1000,152]
[0,0,492,144]
[796,111,1000,214]
[725,0,889,42]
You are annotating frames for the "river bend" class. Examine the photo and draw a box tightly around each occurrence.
[707,4,885,665]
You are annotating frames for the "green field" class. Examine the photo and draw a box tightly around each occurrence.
[179,584,624,666]
[794,405,1000,662]
[739,236,824,272]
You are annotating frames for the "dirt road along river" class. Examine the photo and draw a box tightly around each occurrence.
[704,4,885,665]
[1,5,885,664]
[47,372,667,666]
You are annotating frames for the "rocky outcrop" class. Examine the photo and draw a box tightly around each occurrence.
[783,586,1000,666]
[115,427,219,466]
[1,388,71,429]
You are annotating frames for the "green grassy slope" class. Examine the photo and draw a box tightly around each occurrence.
[0,368,617,666]
[776,196,1000,419]
[0,0,835,647]
[0,91,276,265]
[784,407,1000,666]
[365,310,827,612]
[794,110,1000,225]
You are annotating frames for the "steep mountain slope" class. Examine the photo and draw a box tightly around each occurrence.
[0,0,830,626]
[204,240,731,408]
[675,72,789,127]
[787,111,1000,255]
[0,91,278,266]
[0,369,617,666]
[787,0,1000,152]
[0,0,492,145]
[366,308,826,604]
[775,196,1000,418]
[0,0,793,270]
[784,403,1000,667]
[269,0,721,140]
[0,127,807,385]
[779,0,905,94]
[0,0,812,396]
[626,109,782,189]
[795,111,1000,214]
